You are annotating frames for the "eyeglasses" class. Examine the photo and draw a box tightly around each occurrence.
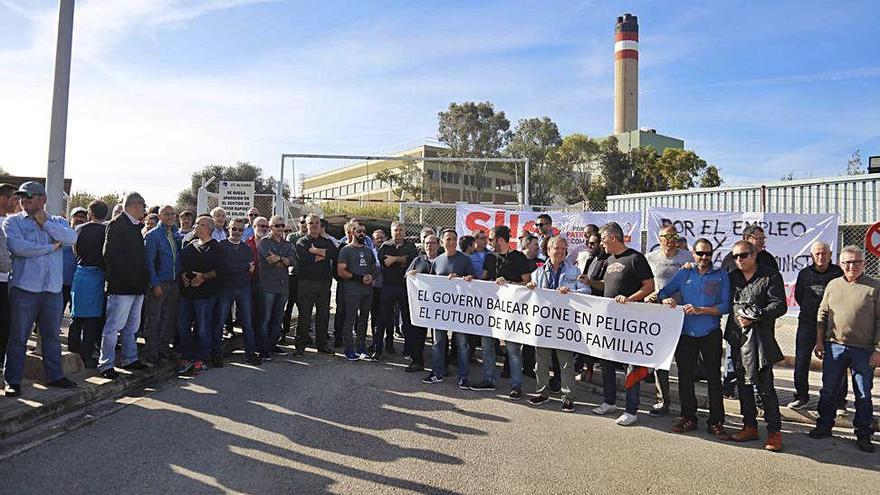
[660,233,679,240]
[535,223,547,227]
[230,227,243,232]
[840,260,864,266]
[272,223,285,228]
[299,220,306,224]
[248,213,258,217]
[587,241,598,245]
[731,252,751,260]
[749,235,767,242]
[694,251,713,258]
[256,224,269,229]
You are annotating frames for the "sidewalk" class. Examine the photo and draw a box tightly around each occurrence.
[2,314,878,440]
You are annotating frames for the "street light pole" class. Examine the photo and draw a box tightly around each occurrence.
[46,0,75,216]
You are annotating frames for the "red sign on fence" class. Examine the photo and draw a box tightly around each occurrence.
[865,221,880,257]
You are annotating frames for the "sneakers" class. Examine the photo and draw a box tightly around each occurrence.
[837,406,849,417]
[176,359,195,374]
[100,368,119,380]
[561,398,575,413]
[47,377,78,389]
[469,381,496,391]
[787,397,810,410]
[528,395,550,406]
[458,378,470,390]
[344,351,359,361]
[193,360,208,375]
[272,346,289,356]
[649,404,670,417]
[808,426,833,439]
[259,352,273,362]
[422,373,443,384]
[856,435,875,453]
[509,388,522,400]
[122,360,148,371]
[357,351,370,361]
[4,383,21,397]
[730,426,759,442]
[245,354,262,366]
[615,412,638,426]
[404,363,424,373]
[765,431,783,452]
[592,403,618,415]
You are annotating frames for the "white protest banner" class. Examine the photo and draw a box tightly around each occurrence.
[646,207,839,316]
[219,180,255,218]
[407,274,684,370]
[456,204,642,250]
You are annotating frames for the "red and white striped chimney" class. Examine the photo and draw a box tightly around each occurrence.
[614,13,638,134]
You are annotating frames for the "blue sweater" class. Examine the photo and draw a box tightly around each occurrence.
[219,239,255,288]
[144,224,180,287]
[657,266,731,337]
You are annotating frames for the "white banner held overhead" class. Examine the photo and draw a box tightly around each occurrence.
[646,207,839,315]
[407,274,683,370]
[219,180,255,218]
[455,204,642,250]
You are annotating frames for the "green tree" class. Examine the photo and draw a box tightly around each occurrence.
[437,101,510,202]
[375,162,428,200]
[656,148,708,189]
[67,190,123,213]
[176,161,288,214]
[505,117,563,205]
[700,165,723,187]
[552,133,601,206]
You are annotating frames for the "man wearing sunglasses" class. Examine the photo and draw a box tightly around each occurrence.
[294,214,337,355]
[283,215,309,346]
[809,246,880,453]
[257,215,294,357]
[240,207,261,242]
[337,221,377,361]
[655,238,731,440]
[644,225,693,417]
[534,213,554,260]
[725,240,787,452]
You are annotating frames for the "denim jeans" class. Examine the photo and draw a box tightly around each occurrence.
[432,330,470,380]
[219,285,262,355]
[601,359,641,414]
[177,296,216,361]
[816,342,875,437]
[794,323,848,405]
[98,294,144,372]
[343,292,372,354]
[4,288,65,385]
[259,291,287,348]
[481,337,522,389]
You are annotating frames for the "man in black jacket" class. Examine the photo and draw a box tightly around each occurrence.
[789,241,846,410]
[725,240,787,452]
[97,192,149,379]
[377,221,418,360]
[293,214,337,355]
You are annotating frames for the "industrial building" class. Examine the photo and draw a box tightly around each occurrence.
[300,144,520,203]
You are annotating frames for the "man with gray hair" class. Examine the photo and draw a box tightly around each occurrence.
[98,192,149,379]
[809,245,880,453]
[142,205,181,364]
[788,241,844,410]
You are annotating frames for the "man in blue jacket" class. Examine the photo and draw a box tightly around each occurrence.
[653,237,731,440]
[143,205,180,364]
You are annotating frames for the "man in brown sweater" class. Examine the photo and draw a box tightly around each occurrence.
[809,245,880,453]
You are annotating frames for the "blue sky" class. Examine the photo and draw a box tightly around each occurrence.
[1,0,878,205]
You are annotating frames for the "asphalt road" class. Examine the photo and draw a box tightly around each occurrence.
[1,350,878,494]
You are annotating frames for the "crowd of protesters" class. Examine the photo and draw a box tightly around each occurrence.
[0,182,877,455]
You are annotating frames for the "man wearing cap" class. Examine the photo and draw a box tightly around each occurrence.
[98,192,149,379]
[2,181,78,396]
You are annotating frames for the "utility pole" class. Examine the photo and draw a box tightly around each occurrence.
[46,0,75,215]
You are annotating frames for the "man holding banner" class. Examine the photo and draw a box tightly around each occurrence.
[405,235,440,373]
[592,222,655,426]
[654,238,731,439]
[422,229,476,387]
[526,236,590,411]
[469,226,532,397]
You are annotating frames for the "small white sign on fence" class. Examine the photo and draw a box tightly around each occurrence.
[219,180,255,218]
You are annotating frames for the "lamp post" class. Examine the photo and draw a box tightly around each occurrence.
[46,0,75,215]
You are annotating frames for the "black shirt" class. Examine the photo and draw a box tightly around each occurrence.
[378,239,418,287]
[75,222,106,269]
[295,235,337,282]
[524,257,539,274]
[583,252,610,297]
[794,263,844,327]
[483,250,531,283]
[602,248,654,299]
[721,249,779,273]
[180,239,223,299]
